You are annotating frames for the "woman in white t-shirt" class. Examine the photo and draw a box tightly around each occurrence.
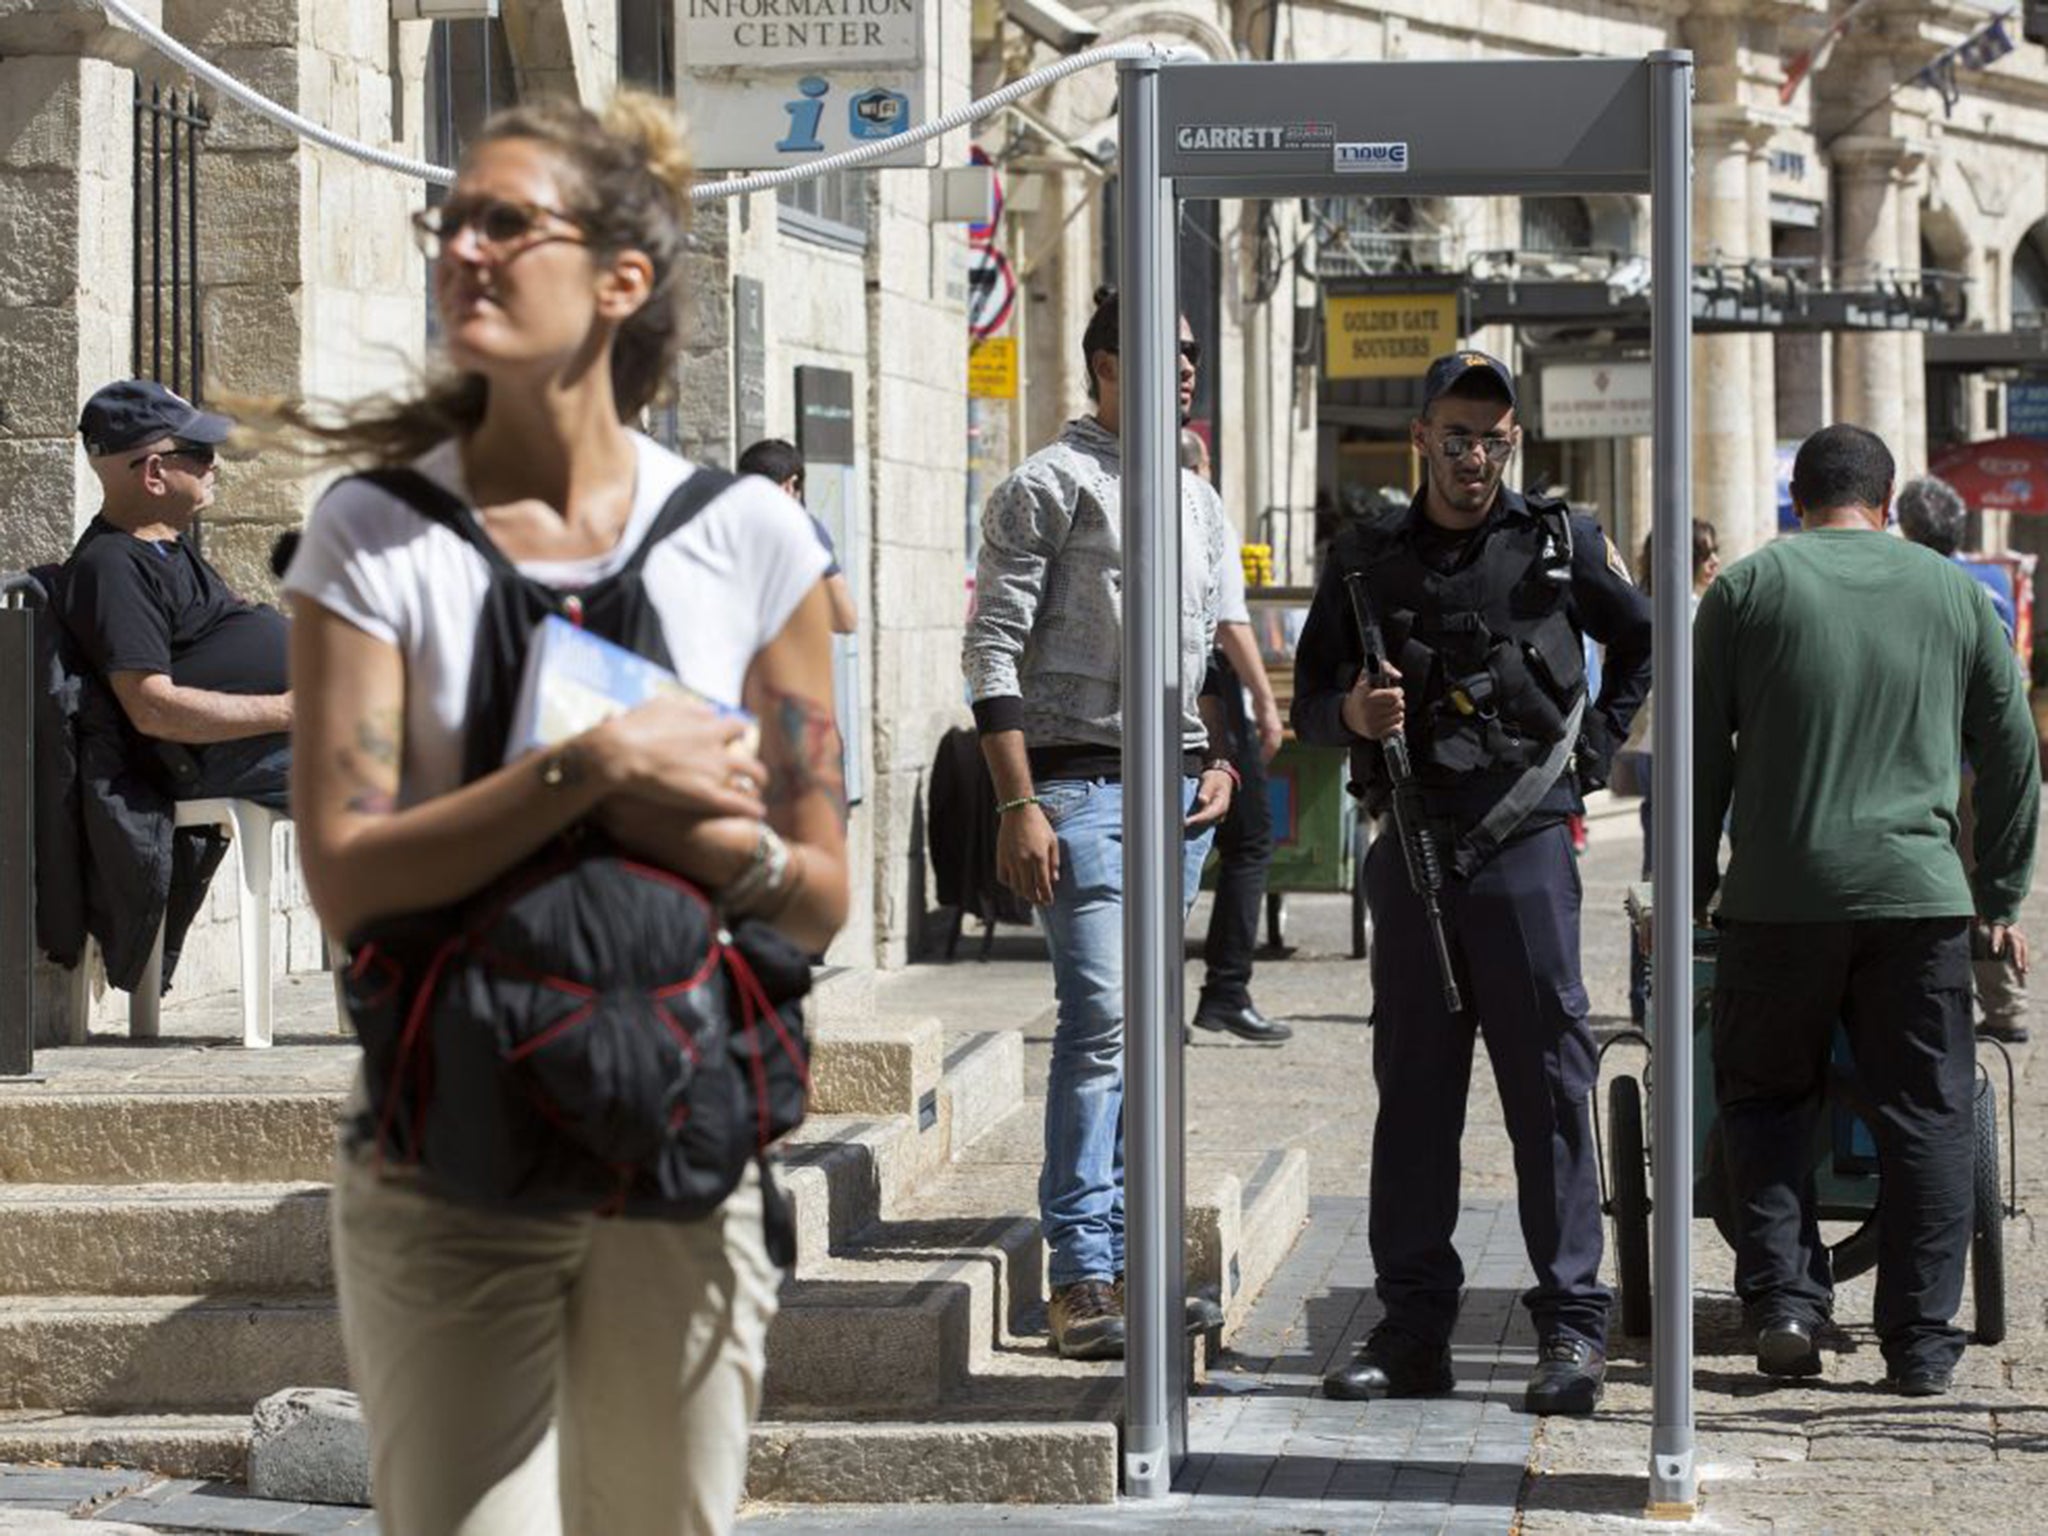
[279,95,846,1536]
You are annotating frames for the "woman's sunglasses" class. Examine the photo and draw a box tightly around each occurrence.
[411,197,587,261]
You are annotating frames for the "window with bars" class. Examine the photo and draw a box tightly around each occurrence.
[1315,199,1452,276]
[132,83,208,402]
[1520,196,1593,255]
[422,19,519,344]
[425,19,518,173]
[617,0,674,94]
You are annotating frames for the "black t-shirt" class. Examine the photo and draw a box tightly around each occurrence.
[60,517,289,697]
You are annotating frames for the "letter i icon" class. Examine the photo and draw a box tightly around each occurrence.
[779,76,830,153]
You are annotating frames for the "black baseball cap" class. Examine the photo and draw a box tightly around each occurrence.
[1421,350,1518,412]
[78,379,234,459]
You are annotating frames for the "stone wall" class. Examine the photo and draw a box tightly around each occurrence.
[864,48,976,968]
[738,203,881,968]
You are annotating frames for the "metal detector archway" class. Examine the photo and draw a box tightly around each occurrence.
[1115,52,1697,1514]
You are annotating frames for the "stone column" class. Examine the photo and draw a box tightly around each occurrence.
[1747,136,1780,551]
[1830,139,1913,460]
[1692,109,1770,558]
[0,52,132,565]
[0,41,141,1043]
[1895,163,1928,475]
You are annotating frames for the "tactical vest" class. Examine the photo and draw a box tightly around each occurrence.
[1348,496,1585,781]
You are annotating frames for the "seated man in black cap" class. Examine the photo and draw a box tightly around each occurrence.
[59,379,291,808]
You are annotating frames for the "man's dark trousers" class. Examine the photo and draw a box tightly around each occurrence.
[181,734,291,812]
[1365,820,1609,1349]
[1200,664,1272,1012]
[1713,917,1975,1373]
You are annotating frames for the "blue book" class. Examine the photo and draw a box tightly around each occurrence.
[505,614,755,764]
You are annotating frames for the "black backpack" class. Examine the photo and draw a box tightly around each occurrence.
[335,466,808,1264]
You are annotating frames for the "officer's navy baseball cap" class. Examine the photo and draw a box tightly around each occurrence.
[1421,350,1518,411]
[78,379,234,458]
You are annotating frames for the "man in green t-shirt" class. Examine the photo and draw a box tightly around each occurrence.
[1696,423,2039,1399]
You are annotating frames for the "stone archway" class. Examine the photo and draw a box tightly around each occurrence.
[2014,216,2048,328]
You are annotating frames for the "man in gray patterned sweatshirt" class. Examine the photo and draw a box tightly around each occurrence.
[962,288,1238,1360]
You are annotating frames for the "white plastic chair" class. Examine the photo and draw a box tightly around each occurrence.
[129,798,280,1048]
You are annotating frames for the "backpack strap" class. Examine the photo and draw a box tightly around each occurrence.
[350,466,516,573]
[621,467,738,576]
[347,464,741,585]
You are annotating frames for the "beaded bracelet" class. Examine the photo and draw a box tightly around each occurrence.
[1203,759,1243,791]
[995,794,1044,816]
[722,824,792,915]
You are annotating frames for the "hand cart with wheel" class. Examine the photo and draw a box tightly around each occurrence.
[1218,589,1368,959]
[1596,890,2021,1341]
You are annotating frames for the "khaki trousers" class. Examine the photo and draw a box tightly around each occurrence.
[332,1151,781,1536]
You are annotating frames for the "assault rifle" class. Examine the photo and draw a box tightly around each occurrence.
[1343,572,1464,1015]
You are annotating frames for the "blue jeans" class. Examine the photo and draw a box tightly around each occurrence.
[1034,775,1213,1290]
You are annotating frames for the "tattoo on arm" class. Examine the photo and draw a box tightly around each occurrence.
[764,691,848,825]
[338,706,402,817]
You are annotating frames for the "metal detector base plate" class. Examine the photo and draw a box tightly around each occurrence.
[1122,1451,1167,1499]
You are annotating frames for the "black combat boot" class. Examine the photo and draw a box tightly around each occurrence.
[1322,1326,1455,1401]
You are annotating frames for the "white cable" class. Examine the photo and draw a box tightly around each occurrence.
[94,0,1191,203]
[98,0,456,185]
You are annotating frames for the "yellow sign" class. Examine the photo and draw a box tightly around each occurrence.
[968,337,1018,399]
[1323,293,1460,380]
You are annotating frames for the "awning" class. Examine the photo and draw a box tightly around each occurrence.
[1929,435,2048,516]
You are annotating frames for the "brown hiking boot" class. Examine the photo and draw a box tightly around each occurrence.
[1049,1278,1125,1360]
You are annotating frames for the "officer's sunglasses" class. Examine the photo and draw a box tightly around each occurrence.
[1434,431,1516,465]
[412,196,588,261]
[128,444,216,471]
[1103,341,1204,367]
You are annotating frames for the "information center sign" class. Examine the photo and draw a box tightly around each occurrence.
[678,0,938,170]
[681,0,922,67]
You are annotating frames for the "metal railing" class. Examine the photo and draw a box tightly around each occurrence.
[133,82,208,401]
[0,573,43,1078]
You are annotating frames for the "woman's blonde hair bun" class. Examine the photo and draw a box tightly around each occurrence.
[601,90,694,209]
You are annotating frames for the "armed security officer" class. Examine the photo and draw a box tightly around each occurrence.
[1292,351,1651,1415]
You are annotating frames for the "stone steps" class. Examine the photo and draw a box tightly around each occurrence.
[0,1093,344,1185]
[0,1184,334,1297]
[0,994,1315,1509]
[0,1412,250,1482]
[0,1411,1123,1507]
[749,1099,1313,1503]
[766,1216,1041,1412]
[0,1296,347,1413]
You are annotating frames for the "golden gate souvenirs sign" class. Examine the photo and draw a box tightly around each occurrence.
[1323,293,1459,380]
